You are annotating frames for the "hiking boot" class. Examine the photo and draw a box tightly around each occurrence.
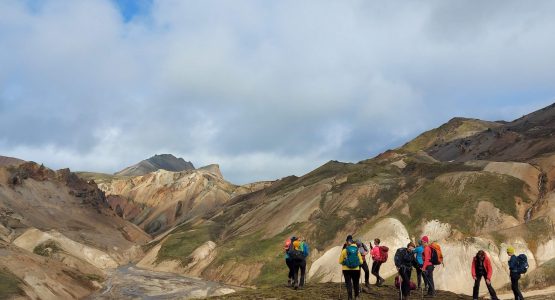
[365,282,371,289]
[294,284,299,290]
[377,278,385,286]
[287,279,292,286]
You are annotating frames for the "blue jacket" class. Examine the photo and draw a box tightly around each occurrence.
[414,245,424,266]
[508,255,519,273]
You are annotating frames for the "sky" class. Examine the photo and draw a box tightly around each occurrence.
[1,0,555,184]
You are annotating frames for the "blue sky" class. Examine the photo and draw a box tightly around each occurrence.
[1,1,554,184]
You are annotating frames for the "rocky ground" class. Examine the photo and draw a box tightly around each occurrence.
[206,283,473,300]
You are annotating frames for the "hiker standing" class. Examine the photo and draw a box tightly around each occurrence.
[471,250,499,300]
[370,238,386,286]
[339,235,363,300]
[284,236,296,286]
[507,247,525,300]
[394,242,417,299]
[356,240,371,289]
[421,236,436,297]
[290,238,309,290]
[413,240,426,290]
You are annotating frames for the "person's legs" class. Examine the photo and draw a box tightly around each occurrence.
[352,269,361,298]
[511,273,524,300]
[286,259,294,285]
[400,267,412,297]
[416,266,423,289]
[376,261,383,282]
[299,259,306,287]
[485,279,499,300]
[343,270,354,299]
[426,265,435,296]
[472,275,482,299]
[361,260,370,286]
[292,260,300,289]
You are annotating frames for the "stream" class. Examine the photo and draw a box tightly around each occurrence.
[87,265,238,299]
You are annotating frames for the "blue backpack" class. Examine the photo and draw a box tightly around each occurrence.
[343,245,360,268]
[516,254,529,274]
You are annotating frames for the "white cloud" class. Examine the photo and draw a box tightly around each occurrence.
[1,0,555,183]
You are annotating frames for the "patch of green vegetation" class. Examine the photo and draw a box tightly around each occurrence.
[489,231,507,246]
[344,162,400,186]
[522,257,555,289]
[206,227,296,287]
[402,161,481,180]
[310,212,349,251]
[85,273,104,282]
[524,218,553,253]
[33,240,63,257]
[408,172,530,234]
[62,269,99,290]
[0,268,24,299]
[156,223,215,265]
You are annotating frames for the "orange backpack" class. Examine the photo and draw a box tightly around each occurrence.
[430,242,443,265]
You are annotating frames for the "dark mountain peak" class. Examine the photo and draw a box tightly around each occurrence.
[115,154,195,177]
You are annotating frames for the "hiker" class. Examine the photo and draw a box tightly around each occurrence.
[290,237,309,290]
[507,246,525,300]
[421,236,436,297]
[413,240,426,290]
[284,236,296,286]
[339,235,363,300]
[471,250,499,300]
[356,239,371,289]
[394,242,417,299]
[370,238,386,286]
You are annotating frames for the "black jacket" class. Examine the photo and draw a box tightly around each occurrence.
[394,248,418,269]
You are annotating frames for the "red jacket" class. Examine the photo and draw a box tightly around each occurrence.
[422,245,432,269]
[471,254,493,280]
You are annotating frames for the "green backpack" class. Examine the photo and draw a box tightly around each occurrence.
[343,245,360,268]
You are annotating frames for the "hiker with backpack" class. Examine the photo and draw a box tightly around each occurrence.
[370,238,388,286]
[507,246,526,300]
[355,239,371,289]
[394,242,418,299]
[339,235,363,300]
[284,236,296,286]
[422,236,442,297]
[413,240,426,290]
[289,238,309,290]
[471,250,499,300]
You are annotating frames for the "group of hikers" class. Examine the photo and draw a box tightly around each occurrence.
[284,235,529,300]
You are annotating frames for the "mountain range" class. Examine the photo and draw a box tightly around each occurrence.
[2,103,555,299]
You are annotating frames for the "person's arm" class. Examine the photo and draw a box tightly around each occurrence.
[422,246,431,269]
[339,249,346,264]
[485,256,492,282]
[471,258,476,280]
[358,252,363,265]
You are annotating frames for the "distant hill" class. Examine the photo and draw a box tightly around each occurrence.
[428,103,555,162]
[0,155,25,167]
[114,154,194,176]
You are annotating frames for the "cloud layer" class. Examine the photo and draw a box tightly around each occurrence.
[1,0,555,183]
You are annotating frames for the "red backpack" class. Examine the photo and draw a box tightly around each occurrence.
[378,246,389,262]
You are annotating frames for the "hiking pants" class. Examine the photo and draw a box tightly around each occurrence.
[361,260,370,284]
[423,265,435,296]
[286,258,294,281]
[416,264,425,289]
[292,259,306,287]
[399,267,412,298]
[473,274,498,300]
[343,269,361,299]
[510,273,524,300]
[371,261,383,282]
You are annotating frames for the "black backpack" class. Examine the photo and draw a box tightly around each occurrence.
[394,248,406,269]
[516,254,529,274]
[287,243,304,261]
